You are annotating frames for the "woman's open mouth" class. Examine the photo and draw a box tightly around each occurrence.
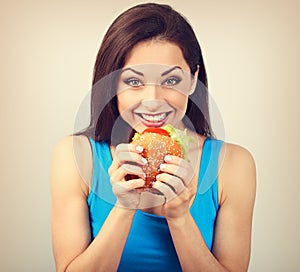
[136,112,171,127]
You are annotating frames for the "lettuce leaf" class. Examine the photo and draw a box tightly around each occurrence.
[163,124,195,160]
[131,132,141,141]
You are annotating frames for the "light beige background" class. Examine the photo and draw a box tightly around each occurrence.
[1,0,299,271]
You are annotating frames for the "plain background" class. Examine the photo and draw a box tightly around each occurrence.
[1,0,299,271]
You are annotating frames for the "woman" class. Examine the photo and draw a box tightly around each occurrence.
[51,3,256,271]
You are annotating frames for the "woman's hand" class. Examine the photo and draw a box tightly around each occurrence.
[108,143,147,209]
[152,155,197,220]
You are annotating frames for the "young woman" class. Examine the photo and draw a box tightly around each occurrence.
[51,3,256,271]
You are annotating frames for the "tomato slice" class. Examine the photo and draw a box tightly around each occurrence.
[142,127,169,136]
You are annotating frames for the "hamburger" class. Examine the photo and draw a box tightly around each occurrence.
[128,124,194,188]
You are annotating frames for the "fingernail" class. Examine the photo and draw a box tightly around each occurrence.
[136,146,143,152]
[164,155,172,162]
[142,172,146,179]
[141,157,148,165]
[156,174,162,180]
[160,164,166,170]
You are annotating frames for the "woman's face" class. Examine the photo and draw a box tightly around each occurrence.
[116,40,197,133]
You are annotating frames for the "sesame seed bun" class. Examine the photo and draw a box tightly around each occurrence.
[130,131,183,188]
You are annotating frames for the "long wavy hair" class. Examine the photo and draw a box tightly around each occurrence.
[76,3,214,144]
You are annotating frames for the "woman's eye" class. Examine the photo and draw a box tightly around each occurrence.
[124,78,143,87]
[162,77,181,86]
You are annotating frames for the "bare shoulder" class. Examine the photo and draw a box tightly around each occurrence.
[220,142,256,169]
[218,142,256,205]
[52,135,92,167]
[52,134,91,154]
[51,135,92,198]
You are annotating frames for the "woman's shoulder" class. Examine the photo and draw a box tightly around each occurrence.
[220,142,256,170]
[218,141,256,205]
[53,134,91,152]
[51,135,93,196]
[52,135,93,164]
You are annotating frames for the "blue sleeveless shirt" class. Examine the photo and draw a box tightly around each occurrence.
[87,138,223,271]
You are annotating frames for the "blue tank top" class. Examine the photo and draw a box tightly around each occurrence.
[87,137,223,271]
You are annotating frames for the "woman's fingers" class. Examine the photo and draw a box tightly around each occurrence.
[108,143,148,209]
[152,180,177,201]
[115,149,147,166]
[113,178,145,209]
[159,155,194,186]
[155,173,185,195]
[113,178,145,194]
[151,155,197,204]
[110,163,145,182]
[108,144,146,175]
[114,144,143,156]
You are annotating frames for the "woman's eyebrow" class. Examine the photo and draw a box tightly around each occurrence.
[161,66,183,76]
[121,67,144,76]
[121,66,184,77]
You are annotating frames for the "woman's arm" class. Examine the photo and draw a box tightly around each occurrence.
[162,143,256,271]
[51,136,136,272]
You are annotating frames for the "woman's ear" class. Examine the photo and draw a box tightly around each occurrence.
[189,65,200,95]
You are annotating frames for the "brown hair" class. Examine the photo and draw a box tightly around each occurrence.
[78,3,214,144]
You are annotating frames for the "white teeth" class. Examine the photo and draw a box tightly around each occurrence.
[141,113,167,122]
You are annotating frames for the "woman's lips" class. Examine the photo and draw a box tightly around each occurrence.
[136,112,171,127]
[140,112,167,122]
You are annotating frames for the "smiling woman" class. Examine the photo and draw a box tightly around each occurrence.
[78,3,212,144]
[116,42,198,133]
[51,3,256,272]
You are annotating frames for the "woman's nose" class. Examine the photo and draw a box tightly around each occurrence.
[143,84,160,100]
[141,84,164,111]
[141,99,166,111]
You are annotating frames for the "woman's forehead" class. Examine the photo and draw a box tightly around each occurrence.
[123,40,190,73]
